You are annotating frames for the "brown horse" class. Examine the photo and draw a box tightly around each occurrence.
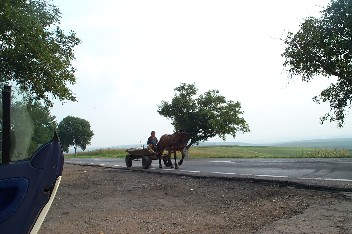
[156,130,188,169]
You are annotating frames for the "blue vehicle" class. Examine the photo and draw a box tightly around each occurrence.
[0,86,64,233]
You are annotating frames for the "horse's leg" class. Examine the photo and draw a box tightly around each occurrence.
[167,156,172,167]
[158,152,162,168]
[174,151,178,169]
[178,153,184,166]
[178,149,186,166]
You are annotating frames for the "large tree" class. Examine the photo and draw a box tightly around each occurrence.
[158,83,250,148]
[282,0,352,127]
[0,0,80,106]
[57,116,94,154]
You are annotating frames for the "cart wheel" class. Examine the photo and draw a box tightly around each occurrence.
[163,157,172,167]
[142,156,150,169]
[125,155,133,167]
[162,157,169,167]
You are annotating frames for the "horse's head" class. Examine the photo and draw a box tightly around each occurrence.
[175,129,188,141]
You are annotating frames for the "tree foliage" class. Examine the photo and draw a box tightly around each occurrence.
[157,83,250,148]
[58,116,94,153]
[0,0,81,106]
[282,0,352,127]
[11,99,56,159]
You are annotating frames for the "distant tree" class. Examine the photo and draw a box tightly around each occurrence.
[0,0,81,106]
[157,83,250,148]
[282,0,352,127]
[58,116,94,154]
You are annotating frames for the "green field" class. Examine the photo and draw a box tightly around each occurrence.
[66,145,352,158]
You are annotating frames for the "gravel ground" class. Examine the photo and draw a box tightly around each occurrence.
[40,164,352,234]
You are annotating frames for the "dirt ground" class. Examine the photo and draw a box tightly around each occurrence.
[40,164,352,234]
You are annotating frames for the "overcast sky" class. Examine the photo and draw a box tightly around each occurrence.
[51,0,352,148]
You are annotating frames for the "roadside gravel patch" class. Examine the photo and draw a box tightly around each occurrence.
[40,164,352,234]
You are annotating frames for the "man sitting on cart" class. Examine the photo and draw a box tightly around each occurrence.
[147,130,158,152]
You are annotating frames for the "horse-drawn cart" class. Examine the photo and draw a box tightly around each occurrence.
[125,148,155,169]
[126,130,188,169]
[125,148,171,169]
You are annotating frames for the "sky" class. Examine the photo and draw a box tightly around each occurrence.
[51,0,352,148]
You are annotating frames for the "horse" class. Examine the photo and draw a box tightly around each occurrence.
[156,130,189,169]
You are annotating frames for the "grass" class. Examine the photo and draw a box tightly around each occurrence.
[189,146,352,158]
[65,148,127,158]
[65,145,352,158]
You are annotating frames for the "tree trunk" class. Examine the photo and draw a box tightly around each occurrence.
[187,141,194,149]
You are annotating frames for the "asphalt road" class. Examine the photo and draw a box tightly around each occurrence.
[65,157,352,192]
